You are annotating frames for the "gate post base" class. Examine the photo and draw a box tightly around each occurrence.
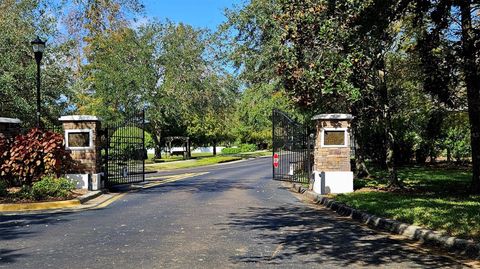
[66,173,103,191]
[312,171,353,195]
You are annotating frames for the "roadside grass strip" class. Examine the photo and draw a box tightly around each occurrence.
[145,156,241,171]
[290,182,480,262]
[145,151,270,165]
[145,152,213,164]
[236,150,272,158]
[335,165,480,241]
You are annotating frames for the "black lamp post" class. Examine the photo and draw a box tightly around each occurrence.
[31,36,46,128]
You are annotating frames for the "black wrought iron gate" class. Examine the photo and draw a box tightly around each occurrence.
[103,111,146,188]
[272,109,312,183]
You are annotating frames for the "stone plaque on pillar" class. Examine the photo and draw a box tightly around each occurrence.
[59,115,102,190]
[311,114,354,194]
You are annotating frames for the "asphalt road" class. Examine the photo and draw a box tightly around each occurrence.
[0,158,469,268]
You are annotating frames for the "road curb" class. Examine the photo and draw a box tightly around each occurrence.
[289,182,480,259]
[77,190,104,203]
[0,190,104,213]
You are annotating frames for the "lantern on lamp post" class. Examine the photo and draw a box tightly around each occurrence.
[31,36,46,128]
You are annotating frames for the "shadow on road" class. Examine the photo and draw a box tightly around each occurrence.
[0,211,77,264]
[0,248,26,264]
[141,177,257,194]
[224,205,464,268]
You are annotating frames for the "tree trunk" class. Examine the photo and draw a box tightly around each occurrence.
[355,153,371,179]
[385,130,400,188]
[460,1,480,193]
[379,66,402,188]
[351,120,370,178]
[150,127,162,159]
[447,148,451,163]
[430,148,436,164]
[213,140,217,156]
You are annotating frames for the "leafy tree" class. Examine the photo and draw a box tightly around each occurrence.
[274,0,361,109]
[123,22,238,158]
[63,0,144,37]
[222,0,284,88]
[442,113,471,163]
[186,74,239,155]
[142,22,210,157]
[412,0,480,191]
[226,0,410,187]
[77,25,155,123]
[0,0,73,126]
[233,83,298,148]
[63,0,145,119]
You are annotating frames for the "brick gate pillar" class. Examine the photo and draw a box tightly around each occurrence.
[311,114,354,194]
[59,115,103,190]
[0,117,22,140]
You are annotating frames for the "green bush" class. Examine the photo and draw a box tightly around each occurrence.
[18,185,33,200]
[353,179,367,190]
[442,114,471,162]
[239,144,257,152]
[111,127,153,147]
[0,180,7,196]
[222,144,257,155]
[221,148,241,155]
[31,175,75,200]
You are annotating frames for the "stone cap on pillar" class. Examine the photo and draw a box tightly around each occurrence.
[312,114,354,121]
[59,115,101,122]
[0,117,22,124]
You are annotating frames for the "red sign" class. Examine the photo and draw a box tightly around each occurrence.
[273,153,279,168]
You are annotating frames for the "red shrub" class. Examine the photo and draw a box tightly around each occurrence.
[0,135,12,184]
[0,134,11,159]
[0,129,75,186]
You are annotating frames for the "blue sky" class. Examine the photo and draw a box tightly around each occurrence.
[141,0,244,30]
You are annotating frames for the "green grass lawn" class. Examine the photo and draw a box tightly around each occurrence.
[237,150,272,158]
[144,150,271,171]
[145,150,271,164]
[145,155,242,171]
[145,152,215,164]
[334,164,480,240]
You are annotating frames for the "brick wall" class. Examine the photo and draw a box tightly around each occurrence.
[313,119,351,172]
[0,122,21,140]
[62,121,102,174]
